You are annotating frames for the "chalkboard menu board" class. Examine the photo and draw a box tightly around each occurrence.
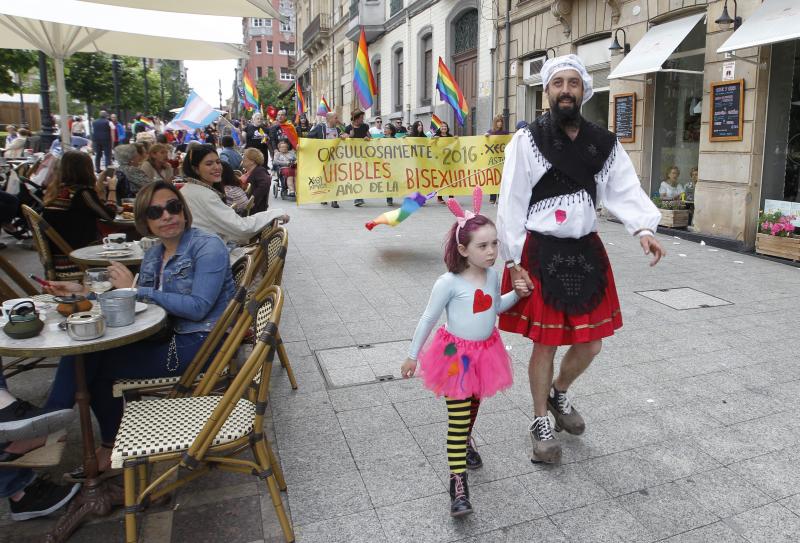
[710,79,744,142]
[613,92,636,143]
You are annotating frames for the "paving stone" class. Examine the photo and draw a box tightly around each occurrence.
[269,390,333,421]
[582,450,672,497]
[286,470,372,526]
[458,517,568,542]
[472,409,531,445]
[337,404,406,443]
[517,462,610,515]
[328,382,392,412]
[779,493,800,515]
[659,521,748,542]
[729,448,800,500]
[172,495,264,543]
[675,467,773,518]
[550,499,655,543]
[348,429,422,466]
[280,437,356,485]
[381,376,431,403]
[359,456,444,507]
[273,410,346,450]
[428,437,545,487]
[727,503,800,543]
[616,482,719,540]
[294,509,387,543]
[393,396,449,427]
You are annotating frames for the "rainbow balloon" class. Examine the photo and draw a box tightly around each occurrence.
[365,192,431,230]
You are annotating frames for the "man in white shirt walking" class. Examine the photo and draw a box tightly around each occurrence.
[497,55,665,464]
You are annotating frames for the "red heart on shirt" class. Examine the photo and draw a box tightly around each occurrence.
[473,289,493,314]
[555,209,567,224]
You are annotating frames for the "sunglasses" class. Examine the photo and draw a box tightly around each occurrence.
[145,199,184,220]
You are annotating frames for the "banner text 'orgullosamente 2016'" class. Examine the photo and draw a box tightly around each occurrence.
[295,135,512,204]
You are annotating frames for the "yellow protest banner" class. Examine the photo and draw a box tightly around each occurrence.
[295,135,512,204]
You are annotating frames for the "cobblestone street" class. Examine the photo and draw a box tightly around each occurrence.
[2,198,800,542]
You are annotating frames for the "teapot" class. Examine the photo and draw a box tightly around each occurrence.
[3,300,43,339]
[54,295,93,317]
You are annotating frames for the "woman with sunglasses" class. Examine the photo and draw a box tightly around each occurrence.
[179,144,288,244]
[37,181,236,479]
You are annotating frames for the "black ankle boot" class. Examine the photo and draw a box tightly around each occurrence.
[448,472,473,517]
[465,437,483,469]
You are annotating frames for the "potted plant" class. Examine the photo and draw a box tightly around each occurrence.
[755,211,800,261]
[651,197,690,228]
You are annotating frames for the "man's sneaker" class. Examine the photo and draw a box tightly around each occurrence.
[448,472,473,517]
[0,400,74,442]
[465,437,483,469]
[547,387,585,435]
[354,199,365,207]
[8,475,80,521]
[529,416,561,464]
[331,201,340,208]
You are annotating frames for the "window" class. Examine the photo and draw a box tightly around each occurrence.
[390,0,403,16]
[251,18,272,28]
[255,41,262,54]
[394,48,403,111]
[280,42,295,55]
[279,0,293,9]
[256,66,263,78]
[374,59,381,115]
[267,41,273,54]
[421,34,432,105]
[280,19,293,32]
[337,49,345,105]
[280,67,295,81]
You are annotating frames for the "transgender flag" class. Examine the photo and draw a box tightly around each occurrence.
[167,91,221,130]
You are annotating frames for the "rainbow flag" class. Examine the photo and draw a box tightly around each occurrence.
[243,70,259,111]
[365,192,430,230]
[430,113,443,134]
[436,57,469,127]
[295,81,306,118]
[353,28,377,110]
[139,116,154,129]
[316,96,331,116]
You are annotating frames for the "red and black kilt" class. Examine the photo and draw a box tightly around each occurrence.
[499,231,622,346]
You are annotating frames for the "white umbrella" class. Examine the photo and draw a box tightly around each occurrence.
[81,0,282,20]
[0,0,245,146]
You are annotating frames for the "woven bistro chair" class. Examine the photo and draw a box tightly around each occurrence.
[21,204,85,281]
[112,286,294,543]
[243,195,255,216]
[111,255,256,401]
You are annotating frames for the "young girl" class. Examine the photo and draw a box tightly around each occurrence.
[401,188,531,517]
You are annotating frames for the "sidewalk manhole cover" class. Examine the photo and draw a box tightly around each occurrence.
[635,287,732,310]
[315,340,410,388]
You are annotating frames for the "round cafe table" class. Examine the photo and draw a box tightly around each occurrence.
[70,243,144,268]
[0,304,167,542]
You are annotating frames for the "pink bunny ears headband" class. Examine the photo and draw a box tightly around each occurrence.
[446,186,483,242]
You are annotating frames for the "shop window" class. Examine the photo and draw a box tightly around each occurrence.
[651,21,705,198]
[763,40,800,204]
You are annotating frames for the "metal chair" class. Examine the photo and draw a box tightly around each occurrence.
[112,286,294,543]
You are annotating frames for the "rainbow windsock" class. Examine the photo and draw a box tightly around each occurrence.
[295,80,306,118]
[430,113,443,134]
[436,57,469,127]
[243,70,259,111]
[353,28,377,110]
[317,96,331,116]
[365,192,431,230]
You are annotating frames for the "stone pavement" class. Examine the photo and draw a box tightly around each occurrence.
[2,197,800,542]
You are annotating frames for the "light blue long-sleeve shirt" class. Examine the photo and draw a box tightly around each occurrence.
[408,267,518,360]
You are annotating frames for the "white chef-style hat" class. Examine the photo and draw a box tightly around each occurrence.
[540,54,594,105]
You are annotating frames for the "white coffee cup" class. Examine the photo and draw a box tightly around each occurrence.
[2,298,34,320]
[103,233,127,247]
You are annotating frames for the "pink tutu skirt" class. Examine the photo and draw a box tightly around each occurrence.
[418,326,513,400]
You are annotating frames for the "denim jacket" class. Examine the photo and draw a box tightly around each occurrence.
[136,228,235,334]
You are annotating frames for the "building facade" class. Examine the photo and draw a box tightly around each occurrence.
[295,0,494,134]
[240,0,297,88]
[496,0,799,248]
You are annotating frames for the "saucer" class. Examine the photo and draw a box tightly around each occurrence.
[103,242,131,250]
[97,249,134,258]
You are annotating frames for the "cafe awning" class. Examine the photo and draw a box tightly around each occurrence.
[717,0,800,53]
[608,12,705,80]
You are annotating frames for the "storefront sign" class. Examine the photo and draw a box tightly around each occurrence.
[295,135,511,204]
[613,92,636,143]
[710,79,744,141]
[722,61,736,81]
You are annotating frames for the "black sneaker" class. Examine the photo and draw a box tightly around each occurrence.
[353,199,364,207]
[529,416,561,464]
[547,387,585,435]
[331,201,340,208]
[0,400,74,442]
[9,475,80,521]
[465,437,482,469]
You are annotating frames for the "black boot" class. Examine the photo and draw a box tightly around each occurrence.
[448,472,473,517]
[465,437,483,469]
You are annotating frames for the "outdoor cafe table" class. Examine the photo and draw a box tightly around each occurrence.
[69,243,144,268]
[0,304,167,542]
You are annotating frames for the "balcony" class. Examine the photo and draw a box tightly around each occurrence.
[302,13,331,54]
[346,0,385,42]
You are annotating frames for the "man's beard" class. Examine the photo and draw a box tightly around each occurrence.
[549,93,581,126]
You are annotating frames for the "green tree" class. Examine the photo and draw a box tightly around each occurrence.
[64,52,114,118]
[0,49,37,94]
[255,71,292,114]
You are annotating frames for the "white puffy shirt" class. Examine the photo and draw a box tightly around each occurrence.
[497,128,661,263]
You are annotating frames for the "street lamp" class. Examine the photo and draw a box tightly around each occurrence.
[112,55,121,119]
[715,0,742,31]
[609,28,630,56]
[37,51,56,150]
